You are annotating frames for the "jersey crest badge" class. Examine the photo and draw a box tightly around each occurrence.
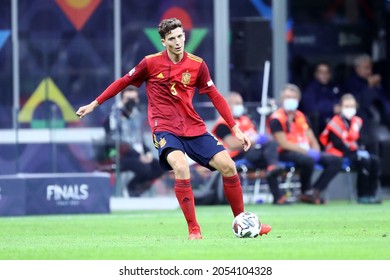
[181,72,191,86]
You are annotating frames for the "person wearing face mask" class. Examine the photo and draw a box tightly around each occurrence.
[212,92,289,205]
[269,84,343,204]
[103,86,164,197]
[319,94,382,204]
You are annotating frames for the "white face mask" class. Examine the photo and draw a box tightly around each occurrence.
[283,98,299,111]
[342,107,356,120]
[232,104,245,118]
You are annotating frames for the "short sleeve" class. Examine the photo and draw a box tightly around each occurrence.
[269,118,283,133]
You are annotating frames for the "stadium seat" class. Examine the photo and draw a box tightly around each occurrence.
[277,161,300,197]
[234,158,264,203]
[235,157,356,204]
[321,157,355,201]
[341,157,356,202]
[280,158,356,202]
[235,159,300,204]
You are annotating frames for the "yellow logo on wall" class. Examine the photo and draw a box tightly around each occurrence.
[18,78,79,127]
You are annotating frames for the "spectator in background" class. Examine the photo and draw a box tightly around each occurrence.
[269,84,343,204]
[211,92,288,205]
[319,94,381,204]
[104,86,164,197]
[344,54,390,149]
[300,62,343,137]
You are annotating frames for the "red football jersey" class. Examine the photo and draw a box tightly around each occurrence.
[96,50,221,136]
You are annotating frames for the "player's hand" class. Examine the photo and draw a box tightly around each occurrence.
[76,100,99,118]
[232,124,251,151]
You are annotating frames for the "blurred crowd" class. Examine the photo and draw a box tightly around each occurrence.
[213,53,387,205]
[98,53,387,205]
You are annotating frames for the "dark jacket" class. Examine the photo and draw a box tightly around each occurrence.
[300,79,342,135]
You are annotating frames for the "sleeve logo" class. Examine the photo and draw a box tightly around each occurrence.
[207,80,214,87]
[128,67,136,76]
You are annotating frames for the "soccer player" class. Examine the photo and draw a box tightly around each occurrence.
[76,18,272,239]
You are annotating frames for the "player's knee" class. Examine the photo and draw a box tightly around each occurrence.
[218,160,237,176]
[171,161,190,178]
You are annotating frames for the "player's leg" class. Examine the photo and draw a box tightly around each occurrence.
[184,132,272,236]
[181,132,244,217]
[209,150,244,217]
[166,150,202,239]
[209,151,272,236]
[153,132,201,239]
[183,132,245,216]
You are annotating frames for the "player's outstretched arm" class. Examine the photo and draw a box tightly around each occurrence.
[232,124,251,151]
[76,100,99,119]
[205,89,251,151]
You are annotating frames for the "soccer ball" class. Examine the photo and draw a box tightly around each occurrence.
[232,211,261,238]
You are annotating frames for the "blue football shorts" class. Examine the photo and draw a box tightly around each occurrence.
[153,131,225,171]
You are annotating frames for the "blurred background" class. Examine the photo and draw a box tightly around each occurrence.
[1,0,390,197]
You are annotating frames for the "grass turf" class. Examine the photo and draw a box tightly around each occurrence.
[0,200,389,260]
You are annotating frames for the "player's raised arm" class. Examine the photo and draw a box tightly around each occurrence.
[206,89,251,151]
[196,62,251,151]
[75,74,132,118]
[75,59,147,119]
[76,100,99,118]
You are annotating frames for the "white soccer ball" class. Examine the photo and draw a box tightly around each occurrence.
[232,211,261,238]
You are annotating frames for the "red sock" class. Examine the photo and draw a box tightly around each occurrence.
[222,174,244,217]
[174,179,199,232]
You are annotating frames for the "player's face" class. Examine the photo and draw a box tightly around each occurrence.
[161,27,185,57]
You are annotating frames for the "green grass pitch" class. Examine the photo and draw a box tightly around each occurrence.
[0,200,389,260]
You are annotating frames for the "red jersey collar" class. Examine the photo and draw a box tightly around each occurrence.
[162,50,187,65]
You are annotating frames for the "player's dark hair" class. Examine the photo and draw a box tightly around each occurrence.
[158,18,183,39]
